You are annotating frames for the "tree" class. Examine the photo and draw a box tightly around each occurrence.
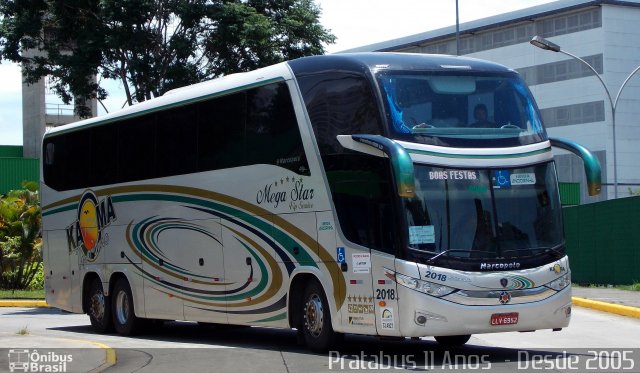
[0,181,42,290]
[0,0,334,116]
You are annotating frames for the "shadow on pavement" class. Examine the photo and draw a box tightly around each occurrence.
[4,307,72,316]
[46,321,604,372]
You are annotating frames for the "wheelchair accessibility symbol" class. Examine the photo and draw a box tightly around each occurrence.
[337,247,346,264]
[493,170,511,188]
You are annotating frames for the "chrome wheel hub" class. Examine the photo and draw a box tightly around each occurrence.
[90,292,105,321]
[304,294,324,337]
[115,291,129,325]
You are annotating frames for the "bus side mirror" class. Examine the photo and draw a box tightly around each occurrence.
[549,137,602,196]
[337,134,416,198]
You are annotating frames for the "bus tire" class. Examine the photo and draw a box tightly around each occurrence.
[301,280,337,352]
[112,278,145,336]
[434,334,471,347]
[87,279,113,333]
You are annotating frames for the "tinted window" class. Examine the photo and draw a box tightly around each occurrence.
[43,81,309,191]
[117,116,156,182]
[297,73,383,156]
[43,136,66,191]
[325,153,397,254]
[90,124,118,186]
[246,83,310,175]
[197,92,246,171]
[65,130,91,190]
[157,105,198,177]
[297,73,394,253]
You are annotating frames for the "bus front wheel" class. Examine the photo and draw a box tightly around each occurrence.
[87,279,113,333]
[112,278,145,336]
[434,334,471,347]
[301,280,338,352]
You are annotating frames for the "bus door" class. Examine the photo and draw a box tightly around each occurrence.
[370,251,400,336]
[336,250,376,334]
[43,230,71,310]
[316,211,347,328]
[333,241,376,333]
[68,237,83,313]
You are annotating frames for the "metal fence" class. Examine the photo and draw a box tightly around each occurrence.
[564,196,640,285]
[0,158,39,195]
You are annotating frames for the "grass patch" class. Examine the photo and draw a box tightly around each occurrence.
[0,289,45,300]
[616,283,640,292]
[16,326,29,335]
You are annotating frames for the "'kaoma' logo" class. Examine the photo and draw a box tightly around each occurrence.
[66,190,116,261]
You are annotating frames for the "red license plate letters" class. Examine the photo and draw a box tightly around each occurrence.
[490,312,519,326]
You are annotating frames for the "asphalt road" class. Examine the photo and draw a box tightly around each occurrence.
[1,307,639,372]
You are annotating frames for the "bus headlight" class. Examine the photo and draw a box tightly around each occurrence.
[545,272,571,291]
[393,272,457,297]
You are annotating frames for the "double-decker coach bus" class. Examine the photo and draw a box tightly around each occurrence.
[42,53,601,351]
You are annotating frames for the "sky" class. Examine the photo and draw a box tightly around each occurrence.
[0,0,556,146]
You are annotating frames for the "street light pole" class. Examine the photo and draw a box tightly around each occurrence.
[455,0,460,56]
[530,36,640,199]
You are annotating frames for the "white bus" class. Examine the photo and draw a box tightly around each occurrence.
[42,53,601,351]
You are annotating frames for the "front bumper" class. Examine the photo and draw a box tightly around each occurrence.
[397,285,572,337]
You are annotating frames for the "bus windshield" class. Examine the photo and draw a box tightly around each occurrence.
[403,162,563,268]
[377,70,547,148]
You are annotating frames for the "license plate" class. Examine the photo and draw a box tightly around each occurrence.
[490,312,519,326]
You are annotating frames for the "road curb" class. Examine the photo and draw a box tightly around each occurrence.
[58,337,117,372]
[0,300,49,307]
[90,341,117,373]
[572,296,640,319]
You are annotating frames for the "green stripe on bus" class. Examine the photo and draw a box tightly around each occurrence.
[407,147,551,159]
[43,204,77,216]
[252,312,287,323]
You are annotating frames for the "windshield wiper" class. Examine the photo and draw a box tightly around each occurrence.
[501,244,565,259]
[423,249,476,265]
[541,243,565,259]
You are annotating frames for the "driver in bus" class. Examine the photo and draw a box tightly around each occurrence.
[469,104,497,128]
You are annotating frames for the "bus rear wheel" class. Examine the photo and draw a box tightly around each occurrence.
[112,278,145,336]
[87,279,113,333]
[301,280,338,352]
[434,334,471,347]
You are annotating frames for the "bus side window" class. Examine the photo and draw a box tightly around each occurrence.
[197,92,246,172]
[298,72,396,254]
[157,105,197,177]
[117,116,156,183]
[43,137,66,191]
[90,124,118,186]
[246,82,310,175]
[326,154,397,254]
[64,130,92,190]
[298,73,383,155]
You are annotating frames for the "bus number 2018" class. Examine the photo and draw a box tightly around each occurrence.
[424,271,447,282]
[376,289,396,300]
